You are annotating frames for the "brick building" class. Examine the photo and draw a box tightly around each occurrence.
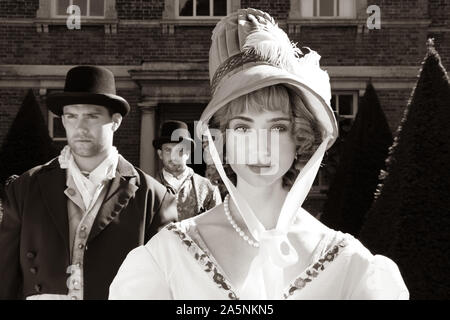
[0,0,449,215]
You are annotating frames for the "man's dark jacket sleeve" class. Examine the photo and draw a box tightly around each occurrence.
[144,174,178,242]
[0,177,23,299]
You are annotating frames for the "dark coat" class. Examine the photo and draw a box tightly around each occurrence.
[0,156,178,300]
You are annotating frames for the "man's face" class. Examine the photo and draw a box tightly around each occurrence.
[62,104,122,158]
[158,142,190,174]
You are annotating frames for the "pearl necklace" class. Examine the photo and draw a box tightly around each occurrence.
[224,194,259,248]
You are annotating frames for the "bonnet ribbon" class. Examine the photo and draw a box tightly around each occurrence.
[205,128,331,299]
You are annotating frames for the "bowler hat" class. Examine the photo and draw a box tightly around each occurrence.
[153,120,196,150]
[47,66,130,116]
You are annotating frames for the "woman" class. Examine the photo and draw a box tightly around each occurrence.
[109,8,409,300]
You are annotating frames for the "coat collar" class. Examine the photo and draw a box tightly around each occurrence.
[37,155,140,247]
[88,155,139,242]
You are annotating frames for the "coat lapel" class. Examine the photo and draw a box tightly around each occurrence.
[37,159,70,256]
[88,156,139,242]
[158,170,176,195]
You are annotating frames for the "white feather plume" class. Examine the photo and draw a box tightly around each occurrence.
[239,11,331,105]
[243,22,302,74]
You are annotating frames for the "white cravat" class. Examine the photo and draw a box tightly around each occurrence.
[59,145,119,211]
[162,167,192,191]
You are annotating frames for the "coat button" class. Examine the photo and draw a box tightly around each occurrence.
[71,296,78,300]
[73,281,80,290]
[118,195,128,205]
[26,251,36,259]
[30,267,38,274]
[34,284,41,293]
[80,226,87,231]
[78,243,84,249]
[67,188,76,196]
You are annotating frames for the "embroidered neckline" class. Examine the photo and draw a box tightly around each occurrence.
[283,237,348,298]
[167,223,239,300]
[167,222,349,300]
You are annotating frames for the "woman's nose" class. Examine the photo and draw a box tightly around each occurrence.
[251,130,273,163]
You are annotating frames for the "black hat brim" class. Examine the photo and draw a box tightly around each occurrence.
[47,92,130,116]
[153,136,196,150]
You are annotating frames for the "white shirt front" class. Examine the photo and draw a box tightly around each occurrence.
[162,167,192,192]
[60,145,119,211]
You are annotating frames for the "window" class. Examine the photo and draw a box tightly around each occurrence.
[300,0,356,18]
[162,0,238,33]
[48,111,67,141]
[311,92,358,193]
[53,0,105,18]
[177,0,229,18]
[36,0,117,33]
[330,93,357,130]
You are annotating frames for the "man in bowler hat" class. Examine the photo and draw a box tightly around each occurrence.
[0,66,177,300]
[153,120,221,221]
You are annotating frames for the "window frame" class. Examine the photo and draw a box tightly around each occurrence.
[36,0,118,33]
[52,0,106,19]
[175,0,231,19]
[162,0,240,34]
[301,0,357,19]
[331,91,358,125]
[48,111,67,142]
[310,91,359,194]
[288,0,368,34]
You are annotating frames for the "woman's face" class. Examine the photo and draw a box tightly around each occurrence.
[226,108,297,187]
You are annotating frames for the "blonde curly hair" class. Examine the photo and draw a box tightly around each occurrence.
[207,84,323,190]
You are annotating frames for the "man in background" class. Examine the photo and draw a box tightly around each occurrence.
[153,120,221,220]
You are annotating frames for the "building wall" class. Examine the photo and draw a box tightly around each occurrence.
[0,0,39,18]
[116,0,165,19]
[0,1,447,67]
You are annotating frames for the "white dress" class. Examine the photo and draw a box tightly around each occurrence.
[109,213,409,300]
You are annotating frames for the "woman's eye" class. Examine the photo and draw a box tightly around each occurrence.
[234,126,250,133]
[271,125,287,132]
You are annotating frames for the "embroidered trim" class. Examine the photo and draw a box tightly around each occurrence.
[283,238,348,299]
[167,223,239,300]
[168,223,349,300]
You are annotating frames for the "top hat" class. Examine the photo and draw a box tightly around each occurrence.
[153,120,196,150]
[47,66,130,116]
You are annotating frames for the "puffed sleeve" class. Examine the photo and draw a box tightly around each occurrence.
[109,238,172,300]
[348,254,409,300]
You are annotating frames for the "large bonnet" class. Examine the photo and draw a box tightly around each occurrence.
[196,8,339,299]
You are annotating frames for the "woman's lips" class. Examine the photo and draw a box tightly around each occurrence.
[247,164,271,174]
